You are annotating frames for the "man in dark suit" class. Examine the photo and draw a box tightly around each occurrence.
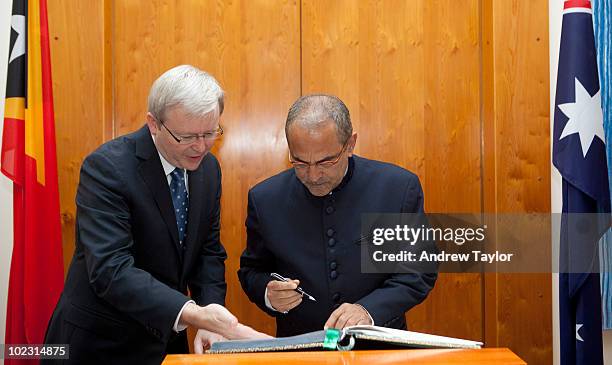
[238,94,437,337]
[44,65,267,364]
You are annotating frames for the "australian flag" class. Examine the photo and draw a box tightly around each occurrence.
[553,1,611,364]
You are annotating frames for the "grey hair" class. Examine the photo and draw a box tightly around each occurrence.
[285,94,352,144]
[147,64,224,122]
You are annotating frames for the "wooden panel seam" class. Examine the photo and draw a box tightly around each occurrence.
[480,0,499,349]
[103,0,114,141]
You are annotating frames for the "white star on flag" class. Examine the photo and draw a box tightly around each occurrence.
[558,77,605,157]
[576,323,584,342]
[9,15,26,64]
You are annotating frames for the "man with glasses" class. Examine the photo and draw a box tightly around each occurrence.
[44,65,268,364]
[239,94,437,337]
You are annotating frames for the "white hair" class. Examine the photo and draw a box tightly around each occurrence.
[147,64,224,122]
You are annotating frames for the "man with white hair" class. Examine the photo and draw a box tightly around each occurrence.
[44,65,267,364]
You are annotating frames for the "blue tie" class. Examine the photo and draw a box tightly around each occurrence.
[170,168,189,245]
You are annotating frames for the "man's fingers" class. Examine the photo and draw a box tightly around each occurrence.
[324,317,336,329]
[340,313,365,329]
[335,312,352,330]
[267,278,305,313]
[284,296,303,311]
[273,295,303,313]
[194,329,227,354]
[235,324,273,339]
[324,308,342,329]
[267,280,299,291]
[325,304,371,330]
[325,303,353,329]
[344,316,359,328]
[268,284,302,312]
[194,334,204,354]
[270,289,302,300]
[279,293,302,304]
[226,323,273,340]
[356,317,371,326]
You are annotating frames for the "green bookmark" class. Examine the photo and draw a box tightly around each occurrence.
[323,328,341,350]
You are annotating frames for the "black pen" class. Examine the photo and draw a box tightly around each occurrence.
[270,272,317,301]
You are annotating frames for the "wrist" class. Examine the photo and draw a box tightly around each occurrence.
[179,302,200,327]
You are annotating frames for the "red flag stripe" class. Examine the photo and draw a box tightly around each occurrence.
[564,0,592,9]
[1,117,24,184]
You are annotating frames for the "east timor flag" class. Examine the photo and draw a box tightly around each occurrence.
[1,0,64,360]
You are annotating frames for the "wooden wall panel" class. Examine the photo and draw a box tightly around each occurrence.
[301,0,482,342]
[112,0,301,336]
[412,0,482,340]
[483,0,552,364]
[47,0,110,271]
[301,0,360,130]
[356,0,425,173]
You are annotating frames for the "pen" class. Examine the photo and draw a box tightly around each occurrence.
[270,272,317,301]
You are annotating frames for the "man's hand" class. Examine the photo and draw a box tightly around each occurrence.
[223,323,273,341]
[179,303,238,333]
[266,279,302,313]
[324,303,373,330]
[193,329,227,354]
[181,303,273,346]
[193,325,272,354]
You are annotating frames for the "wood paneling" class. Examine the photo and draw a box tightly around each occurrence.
[483,1,551,364]
[47,0,551,363]
[416,0,482,341]
[47,0,110,270]
[302,0,483,341]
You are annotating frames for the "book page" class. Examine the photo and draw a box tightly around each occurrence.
[344,325,483,349]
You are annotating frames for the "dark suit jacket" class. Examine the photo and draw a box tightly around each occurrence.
[238,155,437,337]
[43,126,227,365]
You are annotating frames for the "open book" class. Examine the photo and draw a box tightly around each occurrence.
[207,325,483,353]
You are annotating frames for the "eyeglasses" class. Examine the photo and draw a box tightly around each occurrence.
[158,119,223,144]
[289,140,349,171]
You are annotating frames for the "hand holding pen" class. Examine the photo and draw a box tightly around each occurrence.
[270,273,316,301]
[266,272,316,313]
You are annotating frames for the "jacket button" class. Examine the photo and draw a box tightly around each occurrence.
[330,261,337,270]
[326,206,334,214]
[333,293,341,302]
[328,238,336,247]
[326,228,335,237]
[330,270,338,280]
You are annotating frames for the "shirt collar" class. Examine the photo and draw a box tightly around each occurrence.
[158,149,178,177]
[152,134,183,178]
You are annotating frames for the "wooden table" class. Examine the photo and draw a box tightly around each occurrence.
[163,348,526,364]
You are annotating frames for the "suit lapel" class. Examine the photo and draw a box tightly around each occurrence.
[134,127,183,260]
